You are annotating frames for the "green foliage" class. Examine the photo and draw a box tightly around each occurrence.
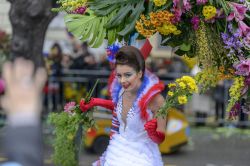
[49,80,99,166]
[49,112,81,166]
[195,67,220,93]
[65,10,112,47]
[49,109,96,166]
[63,0,145,47]
[117,1,145,36]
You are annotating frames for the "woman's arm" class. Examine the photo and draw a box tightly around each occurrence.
[148,93,167,132]
[80,98,114,112]
[144,94,167,144]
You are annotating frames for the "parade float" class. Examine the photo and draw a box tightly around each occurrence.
[49,0,250,165]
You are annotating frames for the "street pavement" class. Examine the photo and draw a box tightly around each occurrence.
[1,126,250,166]
[78,127,250,166]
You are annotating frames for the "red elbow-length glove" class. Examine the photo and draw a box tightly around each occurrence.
[144,118,165,144]
[80,98,114,112]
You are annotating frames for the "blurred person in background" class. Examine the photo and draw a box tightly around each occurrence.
[70,42,97,70]
[44,42,64,112]
[70,42,98,96]
[1,58,47,166]
[61,54,73,70]
[46,42,63,76]
[213,80,225,127]
[168,56,190,73]
[98,54,112,71]
[152,58,169,76]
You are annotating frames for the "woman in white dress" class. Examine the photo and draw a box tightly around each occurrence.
[80,46,166,166]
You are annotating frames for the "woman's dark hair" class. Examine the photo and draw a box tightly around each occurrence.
[50,42,63,62]
[115,46,145,79]
[51,43,62,56]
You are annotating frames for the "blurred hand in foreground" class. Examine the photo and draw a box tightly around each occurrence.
[1,58,47,125]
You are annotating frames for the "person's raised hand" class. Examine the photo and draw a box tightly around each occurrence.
[1,58,47,118]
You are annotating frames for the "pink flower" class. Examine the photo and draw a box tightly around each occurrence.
[191,16,200,30]
[245,75,250,85]
[72,6,87,15]
[64,102,76,114]
[173,0,179,7]
[196,0,208,5]
[173,0,191,12]
[172,7,182,23]
[172,0,191,23]
[183,0,192,11]
[229,102,240,120]
[238,21,250,36]
[0,79,5,94]
[234,59,250,76]
[243,32,250,48]
[227,2,247,22]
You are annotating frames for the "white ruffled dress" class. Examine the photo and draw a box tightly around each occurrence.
[92,90,164,166]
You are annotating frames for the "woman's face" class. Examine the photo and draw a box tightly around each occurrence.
[115,65,142,92]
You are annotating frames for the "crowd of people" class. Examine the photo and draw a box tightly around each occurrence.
[44,41,191,77]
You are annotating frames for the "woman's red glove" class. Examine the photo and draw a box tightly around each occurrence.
[144,118,165,144]
[80,98,114,112]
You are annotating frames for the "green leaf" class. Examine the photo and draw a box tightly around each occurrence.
[245,14,250,20]
[85,79,99,101]
[180,43,191,52]
[118,1,145,36]
[94,4,119,16]
[217,0,230,15]
[161,37,171,44]
[105,4,132,28]
[64,0,145,47]
[89,0,145,37]
[88,0,127,13]
[87,17,101,46]
[128,1,144,22]
[108,28,117,45]
[88,0,115,10]
[65,10,109,48]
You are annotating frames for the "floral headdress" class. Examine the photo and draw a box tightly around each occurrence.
[106,42,122,63]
